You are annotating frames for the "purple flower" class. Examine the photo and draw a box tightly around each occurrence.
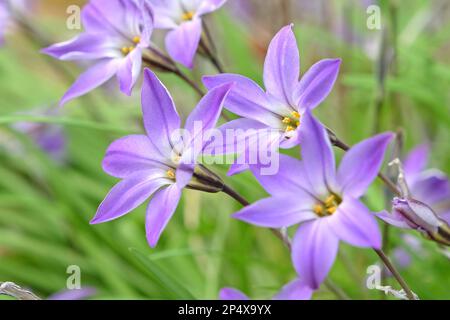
[42,0,153,105]
[150,0,227,68]
[91,69,232,247]
[233,111,393,289]
[220,278,313,300]
[48,287,96,300]
[0,1,9,46]
[203,25,341,173]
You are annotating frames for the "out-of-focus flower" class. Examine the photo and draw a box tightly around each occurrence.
[233,111,393,289]
[0,1,9,46]
[203,25,341,174]
[42,0,153,105]
[377,145,450,246]
[91,69,232,247]
[48,287,96,300]
[149,0,227,68]
[220,278,313,300]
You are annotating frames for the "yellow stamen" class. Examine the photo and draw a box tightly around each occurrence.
[327,206,337,214]
[325,195,336,207]
[181,11,194,21]
[167,170,176,179]
[128,46,135,52]
[285,125,295,132]
[291,111,300,119]
[313,204,323,215]
[121,46,130,54]
[132,36,141,44]
[295,121,300,126]
[282,117,291,124]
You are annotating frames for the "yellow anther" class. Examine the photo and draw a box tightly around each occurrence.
[295,121,300,126]
[167,170,176,179]
[132,36,141,44]
[327,206,337,214]
[181,11,194,21]
[285,125,295,132]
[121,46,130,54]
[282,117,291,124]
[291,111,300,119]
[325,195,336,207]
[313,204,323,215]
[128,46,135,52]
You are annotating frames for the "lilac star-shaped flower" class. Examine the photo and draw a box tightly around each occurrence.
[233,110,393,289]
[42,0,153,105]
[91,68,232,247]
[150,0,227,68]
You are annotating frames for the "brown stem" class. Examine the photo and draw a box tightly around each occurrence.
[374,249,415,300]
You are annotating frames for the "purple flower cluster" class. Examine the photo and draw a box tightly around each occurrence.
[38,1,448,300]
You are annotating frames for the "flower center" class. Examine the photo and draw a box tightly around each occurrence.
[282,111,301,133]
[166,169,176,180]
[121,36,141,56]
[181,11,194,21]
[313,194,342,217]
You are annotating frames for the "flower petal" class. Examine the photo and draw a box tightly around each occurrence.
[202,74,281,127]
[375,210,412,229]
[102,135,169,179]
[117,47,142,96]
[295,59,341,111]
[196,0,227,16]
[299,110,336,197]
[292,219,339,290]
[263,24,299,106]
[141,69,181,155]
[60,59,120,106]
[233,195,316,228]
[91,171,170,224]
[219,288,249,300]
[403,144,429,177]
[329,197,382,249]
[165,18,202,68]
[273,279,313,300]
[145,184,182,247]
[337,132,394,198]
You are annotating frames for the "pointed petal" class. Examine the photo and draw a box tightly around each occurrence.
[233,196,316,228]
[292,219,339,290]
[295,59,341,111]
[91,172,169,224]
[273,279,313,300]
[376,210,412,229]
[403,144,429,177]
[166,19,202,68]
[219,288,249,300]
[141,69,181,154]
[299,110,336,196]
[145,184,182,247]
[117,47,142,96]
[329,197,382,249]
[263,24,299,106]
[337,132,394,198]
[42,33,117,61]
[102,135,168,178]
[202,74,281,127]
[60,59,120,106]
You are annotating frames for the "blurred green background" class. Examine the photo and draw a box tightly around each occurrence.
[0,0,449,299]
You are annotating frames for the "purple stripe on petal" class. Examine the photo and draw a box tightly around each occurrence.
[166,18,202,68]
[141,69,181,155]
[263,24,299,107]
[329,197,382,249]
[145,184,182,247]
[233,195,316,228]
[337,132,393,198]
[295,58,341,111]
[292,219,339,290]
[299,110,336,197]
[219,288,249,300]
[91,171,169,224]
